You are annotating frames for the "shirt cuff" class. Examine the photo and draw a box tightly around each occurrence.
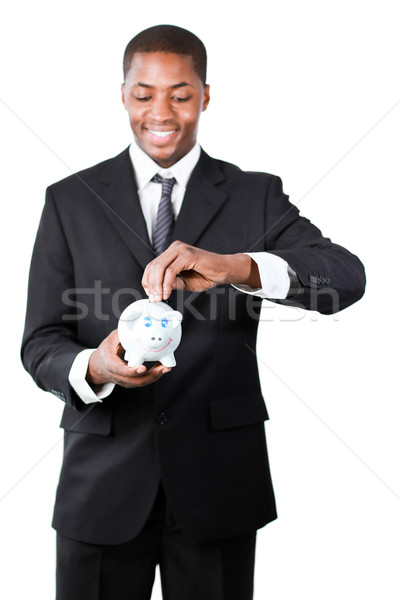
[231,252,291,299]
[68,348,115,404]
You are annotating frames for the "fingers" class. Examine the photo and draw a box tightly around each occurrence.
[106,354,145,379]
[142,241,192,301]
[88,330,172,389]
[143,256,177,302]
[105,334,171,387]
[110,363,171,388]
[104,342,151,380]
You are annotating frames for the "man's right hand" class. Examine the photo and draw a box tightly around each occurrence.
[86,329,171,389]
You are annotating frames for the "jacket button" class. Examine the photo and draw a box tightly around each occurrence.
[156,411,169,425]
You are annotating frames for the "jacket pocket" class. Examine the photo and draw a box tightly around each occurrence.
[209,391,269,430]
[59,402,112,436]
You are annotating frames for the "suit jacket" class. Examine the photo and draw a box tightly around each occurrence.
[21,146,366,545]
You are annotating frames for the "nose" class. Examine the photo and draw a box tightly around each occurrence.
[149,95,174,121]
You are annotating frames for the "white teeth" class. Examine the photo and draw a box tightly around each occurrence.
[148,129,175,138]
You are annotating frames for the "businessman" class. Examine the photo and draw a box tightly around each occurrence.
[21,24,366,600]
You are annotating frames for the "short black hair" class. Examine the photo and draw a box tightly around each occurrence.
[123,24,207,85]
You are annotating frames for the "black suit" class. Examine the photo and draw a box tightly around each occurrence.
[21,146,365,550]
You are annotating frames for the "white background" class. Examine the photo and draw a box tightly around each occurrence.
[1,1,399,598]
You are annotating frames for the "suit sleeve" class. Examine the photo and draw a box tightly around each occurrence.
[264,175,366,314]
[21,186,88,409]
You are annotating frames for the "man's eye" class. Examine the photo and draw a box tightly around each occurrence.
[173,96,191,102]
[135,96,151,102]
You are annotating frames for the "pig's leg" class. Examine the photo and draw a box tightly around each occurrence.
[125,351,143,368]
[160,352,176,368]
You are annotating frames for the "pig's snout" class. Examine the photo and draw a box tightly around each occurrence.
[146,332,167,348]
[137,329,172,351]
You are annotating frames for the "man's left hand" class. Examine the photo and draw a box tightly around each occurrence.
[141,241,261,301]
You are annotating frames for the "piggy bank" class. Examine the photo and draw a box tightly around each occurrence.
[118,299,183,368]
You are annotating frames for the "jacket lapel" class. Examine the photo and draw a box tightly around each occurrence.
[97,147,156,270]
[96,147,229,269]
[172,149,228,246]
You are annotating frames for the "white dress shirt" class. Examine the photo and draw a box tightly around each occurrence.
[69,140,292,404]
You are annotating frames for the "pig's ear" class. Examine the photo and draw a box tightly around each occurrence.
[119,302,143,327]
[165,310,183,329]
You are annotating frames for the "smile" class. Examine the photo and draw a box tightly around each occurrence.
[137,338,173,352]
[148,129,176,138]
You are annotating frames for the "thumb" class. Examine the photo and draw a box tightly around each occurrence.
[170,274,187,291]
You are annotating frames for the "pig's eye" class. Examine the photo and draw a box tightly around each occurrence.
[144,316,152,327]
[161,318,168,328]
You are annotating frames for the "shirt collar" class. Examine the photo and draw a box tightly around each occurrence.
[129,138,201,191]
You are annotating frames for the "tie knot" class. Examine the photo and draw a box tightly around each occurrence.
[151,173,176,194]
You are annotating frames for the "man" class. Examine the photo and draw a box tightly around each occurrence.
[21,24,366,600]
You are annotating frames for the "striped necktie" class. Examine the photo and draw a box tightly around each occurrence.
[151,173,176,255]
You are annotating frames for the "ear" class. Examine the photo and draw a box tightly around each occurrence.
[119,301,143,324]
[165,310,183,330]
[202,84,210,112]
[121,82,126,108]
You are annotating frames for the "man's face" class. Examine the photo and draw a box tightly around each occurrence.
[121,52,210,167]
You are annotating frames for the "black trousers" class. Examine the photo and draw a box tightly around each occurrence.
[56,484,256,600]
